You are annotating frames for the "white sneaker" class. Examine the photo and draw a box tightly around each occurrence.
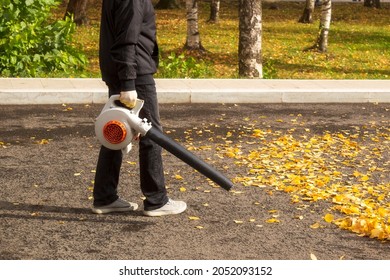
[92,198,138,214]
[143,199,187,217]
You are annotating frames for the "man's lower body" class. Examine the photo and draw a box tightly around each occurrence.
[92,83,186,216]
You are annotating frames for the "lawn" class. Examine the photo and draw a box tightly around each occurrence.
[60,1,390,79]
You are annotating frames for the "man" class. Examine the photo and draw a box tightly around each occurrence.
[92,0,186,217]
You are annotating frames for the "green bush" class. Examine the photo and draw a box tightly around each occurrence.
[0,0,87,77]
[262,58,278,79]
[157,52,214,78]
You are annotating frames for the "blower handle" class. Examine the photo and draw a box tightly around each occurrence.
[145,127,233,191]
[106,94,144,115]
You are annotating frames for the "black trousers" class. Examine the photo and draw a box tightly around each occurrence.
[93,84,168,210]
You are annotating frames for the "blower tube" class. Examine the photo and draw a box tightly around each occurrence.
[145,127,233,191]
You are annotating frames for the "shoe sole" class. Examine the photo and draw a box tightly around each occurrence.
[92,205,138,214]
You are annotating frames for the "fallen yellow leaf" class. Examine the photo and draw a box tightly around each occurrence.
[310,222,321,229]
[324,213,334,223]
[266,218,280,224]
[359,175,370,182]
[38,139,49,145]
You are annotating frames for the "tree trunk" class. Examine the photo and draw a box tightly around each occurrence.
[316,0,331,52]
[299,0,315,23]
[305,0,331,52]
[208,0,220,23]
[364,0,381,8]
[238,0,262,78]
[155,0,181,9]
[185,0,205,51]
[364,0,373,7]
[64,0,89,26]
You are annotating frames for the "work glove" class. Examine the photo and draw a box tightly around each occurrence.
[119,90,141,140]
[119,90,137,109]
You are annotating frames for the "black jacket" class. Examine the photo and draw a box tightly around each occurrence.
[99,0,159,91]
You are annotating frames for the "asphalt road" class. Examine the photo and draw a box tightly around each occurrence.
[0,102,389,260]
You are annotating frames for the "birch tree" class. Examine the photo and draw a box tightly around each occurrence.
[238,0,262,78]
[185,0,205,51]
[208,0,220,23]
[307,0,332,52]
[299,0,315,23]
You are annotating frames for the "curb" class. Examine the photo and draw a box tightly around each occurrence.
[1,78,389,104]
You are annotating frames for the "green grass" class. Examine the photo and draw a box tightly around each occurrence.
[59,1,390,79]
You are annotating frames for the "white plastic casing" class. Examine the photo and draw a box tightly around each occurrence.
[95,95,151,153]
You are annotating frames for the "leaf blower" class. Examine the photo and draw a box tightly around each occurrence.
[95,95,233,191]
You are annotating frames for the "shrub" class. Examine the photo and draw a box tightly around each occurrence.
[0,0,87,77]
[157,52,214,78]
[262,58,278,79]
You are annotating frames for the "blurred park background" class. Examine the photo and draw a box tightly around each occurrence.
[0,0,389,79]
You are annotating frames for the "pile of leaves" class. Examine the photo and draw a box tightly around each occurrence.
[182,110,390,241]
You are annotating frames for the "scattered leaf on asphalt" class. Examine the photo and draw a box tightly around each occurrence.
[324,213,334,223]
[37,139,50,145]
[310,222,321,229]
[266,218,280,224]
